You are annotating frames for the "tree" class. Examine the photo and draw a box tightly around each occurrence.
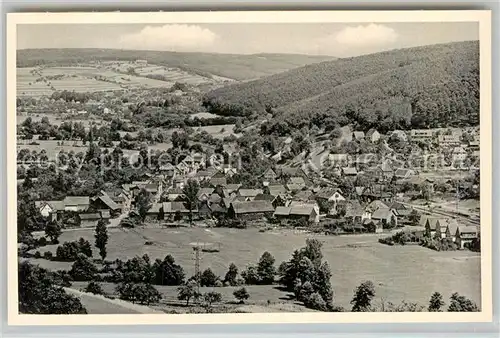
[233,287,250,304]
[77,238,93,257]
[241,265,260,285]
[428,292,445,312]
[94,219,108,261]
[136,188,152,221]
[447,292,479,312]
[200,268,219,287]
[257,251,276,284]
[153,254,185,285]
[85,281,104,295]
[351,281,376,312]
[203,291,222,312]
[177,280,200,306]
[182,179,200,225]
[409,209,420,226]
[45,221,62,244]
[116,283,162,305]
[224,263,238,286]
[18,261,87,314]
[70,254,97,281]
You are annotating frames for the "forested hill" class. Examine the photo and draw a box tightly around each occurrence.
[204,41,480,131]
[16,49,336,81]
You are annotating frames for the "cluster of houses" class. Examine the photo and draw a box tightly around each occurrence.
[35,190,127,227]
[419,215,479,249]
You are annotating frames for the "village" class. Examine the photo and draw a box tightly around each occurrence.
[22,120,481,252]
[15,39,482,314]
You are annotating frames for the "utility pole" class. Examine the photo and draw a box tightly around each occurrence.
[193,245,201,298]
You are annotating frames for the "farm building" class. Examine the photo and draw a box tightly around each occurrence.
[145,202,164,222]
[254,193,286,209]
[227,200,274,220]
[91,194,122,216]
[273,204,320,223]
[163,201,197,221]
[237,189,263,201]
[63,196,90,212]
[78,213,102,227]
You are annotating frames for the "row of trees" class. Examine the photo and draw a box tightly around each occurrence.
[350,280,478,312]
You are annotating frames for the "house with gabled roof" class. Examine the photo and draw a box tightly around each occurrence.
[35,200,65,220]
[145,202,164,222]
[267,184,287,197]
[163,201,198,221]
[197,188,215,201]
[238,189,263,201]
[262,168,278,182]
[78,212,103,227]
[210,177,228,187]
[91,194,122,216]
[342,167,358,177]
[227,200,274,220]
[352,131,365,141]
[366,129,381,143]
[394,168,416,180]
[455,225,478,249]
[316,187,345,203]
[287,176,306,192]
[63,196,90,212]
[254,193,286,209]
[274,204,319,223]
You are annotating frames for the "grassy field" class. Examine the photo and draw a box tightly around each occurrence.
[28,227,481,310]
[17,64,209,97]
[193,124,239,139]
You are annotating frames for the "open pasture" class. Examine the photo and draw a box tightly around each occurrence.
[29,227,481,309]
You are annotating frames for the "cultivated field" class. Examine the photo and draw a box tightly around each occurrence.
[28,227,481,310]
[17,62,225,97]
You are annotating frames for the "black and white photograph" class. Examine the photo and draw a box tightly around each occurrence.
[7,10,492,325]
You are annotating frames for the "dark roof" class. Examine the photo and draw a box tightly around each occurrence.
[96,195,120,210]
[210,177,227,187]
[268,184,287,196]
[239,189,263,197]
[63,196,90,205]
[79,213,101,220]
[231,200,274,214]
[254,194,275,202]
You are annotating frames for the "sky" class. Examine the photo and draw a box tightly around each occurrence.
[17,22,479,57]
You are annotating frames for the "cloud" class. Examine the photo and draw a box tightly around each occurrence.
[119,24,219,51]
[333,24,398,46]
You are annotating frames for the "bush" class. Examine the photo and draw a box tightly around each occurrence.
[55,239,93,261]
[116,283,162,305]
[85,281,104,295]
[233,287,250,304]
[305,292,328,311]
[70,254,98,281]
[34,251,41,259]
[37,237,48,247]
[200,268,219,287]
[43,251,53,260]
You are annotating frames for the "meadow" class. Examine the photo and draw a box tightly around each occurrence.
[28,227,481,310]
[16,63,216,97]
